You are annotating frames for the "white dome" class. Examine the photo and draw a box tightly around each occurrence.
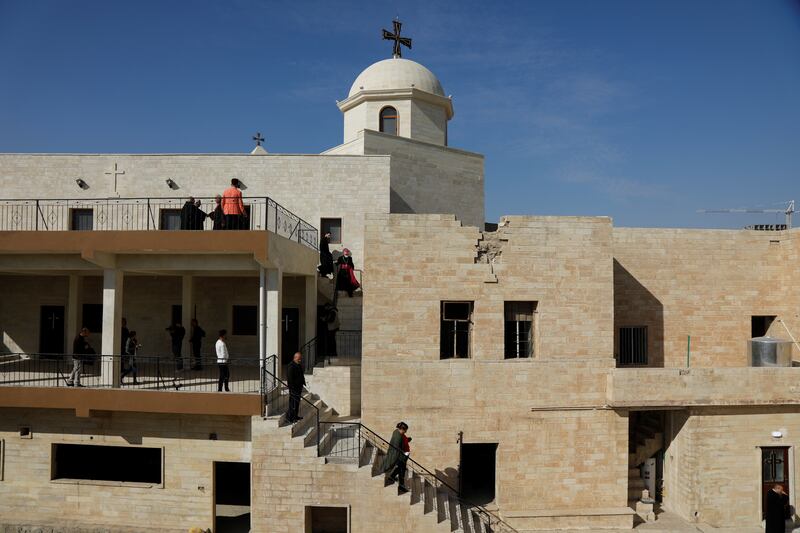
[348,58,445,98]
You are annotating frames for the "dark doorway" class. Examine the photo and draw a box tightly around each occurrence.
[459,442,497,505]
[81,303,103,334]
[752,316,776,338]
[282,308,300,366]
[214,461,250,533]
[762,447,790,519]
[39,305,65,356]
[306,506,348,533]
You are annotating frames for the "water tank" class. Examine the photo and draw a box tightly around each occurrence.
[748,336,793,367]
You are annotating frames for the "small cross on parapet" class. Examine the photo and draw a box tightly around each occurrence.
[252,132,265,147]
[382,18,412,58]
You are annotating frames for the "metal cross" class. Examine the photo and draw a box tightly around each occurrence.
[104,162,125,193]
[253,132,265,146]
[382,19,412,58]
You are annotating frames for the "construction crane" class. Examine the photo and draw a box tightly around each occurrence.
[698,200,795,229]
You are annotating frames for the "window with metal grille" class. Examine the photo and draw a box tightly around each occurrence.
[159,209,181,230]
[320,218,342,244]
[70,208,93,231]
[440,301,472,359]
[619,326,648,366]
[504,302,536,359]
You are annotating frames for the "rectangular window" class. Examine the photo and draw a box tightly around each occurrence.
[159,208,181,230]
[232,305,258,336]
[504,302,536,359]
[51,443,162,484]
[70,208,93,231]
[81,303,103,334]
[619,326,647,366]
[440,301,473,359]
[321,218,342,244]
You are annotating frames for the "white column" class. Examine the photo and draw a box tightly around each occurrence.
[304,275,317,346]
[259,268,267,367]
[181,274,193,368]
[100,269,123,387]
[66,275,81,349]
[265,268,282,376]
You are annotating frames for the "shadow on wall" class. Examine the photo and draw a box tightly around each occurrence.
[613,259,665,368]
[389,188,414,214]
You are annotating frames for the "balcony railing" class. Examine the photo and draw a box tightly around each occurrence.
[0,196,318,249]
[0,353,277,396]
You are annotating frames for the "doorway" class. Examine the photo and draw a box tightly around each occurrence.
[39,305,65,356]
[762,447,790,519]
[214,461,250,533]
[305,506,348,533]
[459,442,498,505]
[282,308,300,366]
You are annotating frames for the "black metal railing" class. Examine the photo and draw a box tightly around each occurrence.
[260,361,321,454]
[0,353,269,393]
[0,196,318,249]
[300,330,362,374]
[307,419,517,532]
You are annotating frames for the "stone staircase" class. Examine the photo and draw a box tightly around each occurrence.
[628,412,664,507]
[263,387,513,533]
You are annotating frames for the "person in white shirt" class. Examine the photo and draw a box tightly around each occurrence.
[215,329,230,392]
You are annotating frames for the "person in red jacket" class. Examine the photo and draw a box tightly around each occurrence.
[221,178,247,230]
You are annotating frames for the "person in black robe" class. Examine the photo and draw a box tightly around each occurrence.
[286,352,306,423]
[208,195,225,230]
[192,199,207,229]
[765,484,789,533]
[317,232,334,277]
[335,248,360,297]
[180,197,200,230]
[189,318,205,370]
[166,322,186,372]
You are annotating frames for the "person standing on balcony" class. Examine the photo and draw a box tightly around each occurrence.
[120,317,129,355]
[318,232,334,277]
[383,422,411,492]
[215,329,230,392]
[335,248,360,297]
[120,330,140,385]
[189,319,206,371]
[180,197,203,230]
[208,195,226,230]
[286,351,306,423]
[221,178,247,230]
[66,327,94,387]
[166,322,186,373]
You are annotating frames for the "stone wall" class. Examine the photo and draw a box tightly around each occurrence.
[613,227,800,367]
[0,408,250,532]
[361,214,630,529]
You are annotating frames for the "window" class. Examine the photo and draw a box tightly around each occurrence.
[619,326,647,366]
[321,218,342,244]
[752,315,776,338]
[504,302,536,359]
[51,443,162,484]
[159,208,181,230]
[379,106,398,135]
[232,305,257,336]
[440,301,472,359]
[82,303,103,334]
[70,208,93,231]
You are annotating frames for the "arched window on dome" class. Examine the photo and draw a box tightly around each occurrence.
[379,106,398,136]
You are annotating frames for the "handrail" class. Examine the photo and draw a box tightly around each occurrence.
[314,419,518,532]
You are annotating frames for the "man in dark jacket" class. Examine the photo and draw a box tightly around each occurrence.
[67,327,94,387]
[179,197,205,230]
[765,483,789,533]
[286,352,306,423]
[189,319,205,370]
[166,322,186,371]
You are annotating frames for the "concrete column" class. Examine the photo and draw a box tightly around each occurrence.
[259,268,267,365]
[100,269,123,387]
[265,268,282,375]
[304,275,317,346]
[66,275,81,349]
[181,274,193,369]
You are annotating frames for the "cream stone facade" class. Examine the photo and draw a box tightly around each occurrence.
[1,44,800,533]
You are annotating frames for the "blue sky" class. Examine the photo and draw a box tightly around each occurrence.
[1,0,798,228]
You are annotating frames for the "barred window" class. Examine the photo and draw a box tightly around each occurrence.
[504,302,536,359]
[70,208,93,231]
[619,326,647,366]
